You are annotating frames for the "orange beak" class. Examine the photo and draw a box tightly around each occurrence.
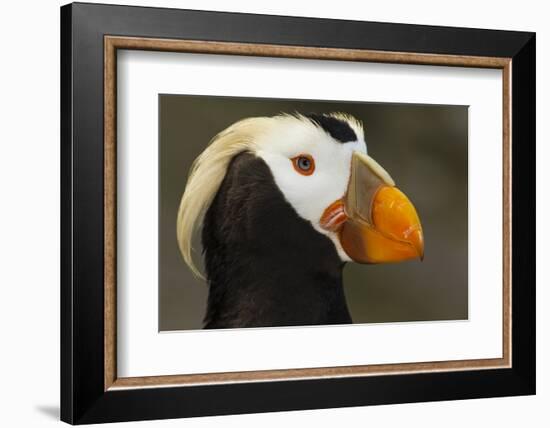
[321,152,424,264]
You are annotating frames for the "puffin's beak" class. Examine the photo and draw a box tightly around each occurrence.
[321,151,424,264]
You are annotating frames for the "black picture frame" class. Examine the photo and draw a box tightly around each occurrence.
[61,2,535,424]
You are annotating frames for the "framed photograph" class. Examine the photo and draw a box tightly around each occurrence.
[60,2,535,424]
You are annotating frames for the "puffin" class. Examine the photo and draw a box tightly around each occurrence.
[177,112,424,329]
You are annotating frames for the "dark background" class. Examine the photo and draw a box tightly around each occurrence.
[159,94,468,331]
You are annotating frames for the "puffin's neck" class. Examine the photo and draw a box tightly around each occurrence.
[201,152,352,329]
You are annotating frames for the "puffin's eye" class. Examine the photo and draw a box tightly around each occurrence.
[291,154,315,176]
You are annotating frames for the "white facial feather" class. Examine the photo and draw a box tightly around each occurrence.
[255,115,367,261]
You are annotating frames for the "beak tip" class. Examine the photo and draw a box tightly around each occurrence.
[411,229,424,262]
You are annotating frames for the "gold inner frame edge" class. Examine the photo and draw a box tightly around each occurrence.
[103,36,512,391]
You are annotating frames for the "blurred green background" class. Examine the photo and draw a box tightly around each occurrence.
[159,94,468,331]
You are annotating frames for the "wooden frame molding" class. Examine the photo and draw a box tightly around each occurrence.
[104,35,512,391]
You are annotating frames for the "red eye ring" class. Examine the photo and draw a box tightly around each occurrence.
[291,154,315,176]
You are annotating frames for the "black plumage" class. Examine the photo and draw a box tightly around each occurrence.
[202,152,352,329]
[305,113,357,143]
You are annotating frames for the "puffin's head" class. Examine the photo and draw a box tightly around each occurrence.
[178,112,424,277]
